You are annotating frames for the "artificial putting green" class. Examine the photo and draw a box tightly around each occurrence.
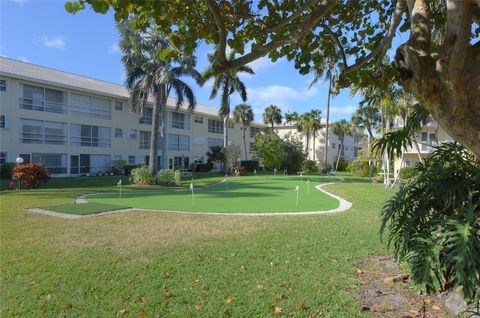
[87,175,340,213]
[42,202,130,215]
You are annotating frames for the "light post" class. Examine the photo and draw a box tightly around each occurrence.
[15,157,24,190]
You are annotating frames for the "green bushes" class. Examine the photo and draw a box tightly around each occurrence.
[240,160,259,172]
[336,159,349,172]
[131,166,181,186]
[1,162,16,179]
[253,134,306,174]
[111,160,126,175]
[124,164,141,175]
[302,160,318,174]
[348,159,377,177]
[190,162,213,172]
[381,143,480,302]
[398,166,418,180]
[12,163,50,188]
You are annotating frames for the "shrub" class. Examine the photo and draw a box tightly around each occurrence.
[398,166,418,180]
[192,162,213,172]
[1,162,16,179]
[336,159,349,171]
[131,166,154,185]
[111,160,126,175]
[174,170,181,186]
[124,164,141,175]
[281,135,306,174]
[12,163,50,188]
[381,143,480,302]
[240,160,259,172]
[233,165,247,176]
[348,159,377,177]
[156,169,176,186]
[302,160,318,174]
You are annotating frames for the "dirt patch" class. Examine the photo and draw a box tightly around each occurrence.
[357,255,453,318]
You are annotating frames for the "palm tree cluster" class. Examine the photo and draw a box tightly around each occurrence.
[263,105,282,132]
[119,20,204,174]
[284,110,323,162]
[233,103,254,160]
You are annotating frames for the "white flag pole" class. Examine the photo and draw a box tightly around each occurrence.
[225,174,229,192]
[190,182,195,206]
[117,179,122,199]
[300,172,303,182]
[306,179,310,195]
[295,185,299,206]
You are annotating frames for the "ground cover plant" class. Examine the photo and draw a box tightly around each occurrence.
[87,176,339,213]
[1,174,393,317]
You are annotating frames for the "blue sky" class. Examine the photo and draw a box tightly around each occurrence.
[0,0,362,122]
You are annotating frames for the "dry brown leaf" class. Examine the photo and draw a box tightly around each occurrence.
[138,296,147,304]
[225,296,234,304]
[138,309,147,318]
[194,303,202,310]
[164,290,173,299]
[356,268,364,274]
[432,304,441,311]
[274,306,283,315]
[118,308,128,315]
[298,303,305,312]
[162,272,170,278]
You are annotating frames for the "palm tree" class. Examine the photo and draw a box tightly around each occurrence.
[263,105,282,133]
[305,110,322,161]
[119,21,204,174]
[233,103,254,160]
[332,119,354,172]
[203,51,254,148]
[284,111,300,126]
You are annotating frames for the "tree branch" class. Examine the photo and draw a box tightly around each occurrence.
[321,23,348,68]
[473,1,480,24]
[215,0,339,71]
[205,0,228,66]
[406,0,431,55]
[343,0,405,74]
[264,0,321,32]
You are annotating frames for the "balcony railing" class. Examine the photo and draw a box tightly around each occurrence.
[19,132,67,145]
[19,98,67,114]
[70,136,111,148]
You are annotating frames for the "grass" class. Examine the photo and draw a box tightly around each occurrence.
[42,202,131,215]
[87,176,339,213]
[0,174,395,317]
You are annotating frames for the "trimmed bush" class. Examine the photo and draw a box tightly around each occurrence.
[124,164,141,175]
[12,163,50,188]
[1,162,16,179]
[240,160,259,172]
[111,160,126,175]
[191,162,213,172]
[156,169,176,186]
[336,159,349,172]
[174,170,181,186]
[233,165,247,176]
[302,160,318,174]
[399,166,418,180]
[131,166,154,185]
[348,159,377,177]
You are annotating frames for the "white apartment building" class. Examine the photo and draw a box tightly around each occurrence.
[276,120,367,167]
[392,115,454,177]
[0,57,263,176]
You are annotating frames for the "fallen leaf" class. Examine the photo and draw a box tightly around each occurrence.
[29,281,36,286]
[45,294,52,301]
[331,259,338,263]
[274,306,283,315]
[64,303,73,310]
[194,303,202,310]
[298,303,305,312]
[162,272,170,278]
[164,290,173,299]
[257,284,264,289]
[138,309,147,318]
[138,296,147,304]
[118,308,127,315]
[432,304,441,311]
[356,268,364,274]
[424,298,432,304]
[225,296,234,304]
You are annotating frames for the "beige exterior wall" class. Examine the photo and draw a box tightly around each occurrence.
[0,74,262,175]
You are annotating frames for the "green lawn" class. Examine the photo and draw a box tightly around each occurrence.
[0,174,394,317]
[43,202,131,215]
[87,176,339,213]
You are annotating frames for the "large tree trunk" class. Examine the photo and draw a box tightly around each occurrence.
[223,115,229,148]
[149,91,163,174]
[335,139,343,172]
[243,125,248,160]
[312,132,316,161]
[323,74,332,171]
[394,0,480,158]
[305,131,310,156]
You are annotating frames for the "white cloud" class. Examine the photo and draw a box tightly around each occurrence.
[17,56,29,62]
[330,105,358,116]
[109,42,120,54]
[38,35,65,49]
[12,0,26,7]
[247,57,276,74]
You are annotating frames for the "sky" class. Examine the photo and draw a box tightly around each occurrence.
[0,0,362,123]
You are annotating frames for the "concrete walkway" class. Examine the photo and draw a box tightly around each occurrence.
[25,179,352,219]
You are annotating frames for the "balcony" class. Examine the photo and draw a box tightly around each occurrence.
[19,98,67,114]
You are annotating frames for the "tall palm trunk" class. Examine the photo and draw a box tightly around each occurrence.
[149,90,163,174]
[323,73,332,171]
[312,132,316,161]
[242,125,248,160]
[335,137,344,172]
[305,131,310,156]
[223,115,229,148]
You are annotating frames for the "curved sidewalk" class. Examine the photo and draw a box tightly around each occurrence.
[25,179,352,219]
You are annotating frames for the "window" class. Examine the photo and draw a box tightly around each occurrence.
[115,101,123,111]
[129,129,137,139]
[354,147,359,157]
[71,93,111,119]
[193,157,204,164]
[193,136,205,145]
[354,134,361,143]
[250,126,261,138]
[341,145,345,156]
[20,153,31,164]
[139,107,153,125]
[169,112,190,130]
[70,124,111,148]
[20,84,67,114]
[0,152,6,164]
[115,128,123,138]
[332,143,336,149]
[194,116,203,124]
[139,131,151,149]
[168,134,190,151]
[32,153,67,174]
[0,80,6,91]
[208,138,223,148]
[208,119,223,134]
[19,119,67,145]
[128,156,136,165]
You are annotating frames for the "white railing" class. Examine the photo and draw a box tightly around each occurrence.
[70,136,111,148]
[19,98,67,114]
[19,132,67,145]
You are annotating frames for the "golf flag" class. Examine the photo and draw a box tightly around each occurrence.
[117,179,122,199]
[190,182,193,190]
[117,179,122,186]
[306,179,310,194]
[190,182,195,206]
[300,173,303,182]
[295,185,299,206]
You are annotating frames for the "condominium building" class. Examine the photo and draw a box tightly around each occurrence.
[276,121,367,166]
[0,57,263,176]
